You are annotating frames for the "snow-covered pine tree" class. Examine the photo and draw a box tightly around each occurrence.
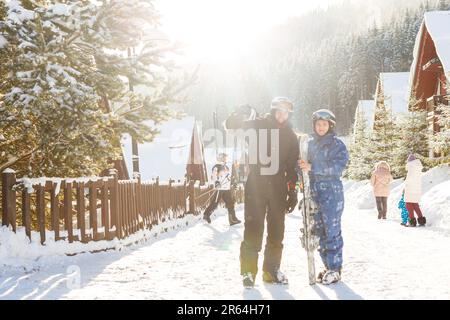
[346,107,373,180]
[431,101,450,163]
[369,98,396,167]
[391,102,429,178]
[0,0,192,177]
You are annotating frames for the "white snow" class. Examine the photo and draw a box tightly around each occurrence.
[424,11,450,81]
[17,176,107,194]
[354,100,375,132]
[378,72,410,118]
[0,165,449,299]
[0,34,7,49]
[49,4,71,16]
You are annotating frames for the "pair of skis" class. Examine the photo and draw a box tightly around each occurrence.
[297,135,320,286]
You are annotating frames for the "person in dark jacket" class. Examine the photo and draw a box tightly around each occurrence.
[298,109,349,285]
[225,97,299,288]
[203,152,241,226]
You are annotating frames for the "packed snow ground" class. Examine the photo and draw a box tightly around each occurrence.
[1,167,449,300]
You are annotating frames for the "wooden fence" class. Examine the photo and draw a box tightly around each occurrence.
[0,169,243,245]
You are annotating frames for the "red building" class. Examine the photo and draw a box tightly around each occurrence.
[409,11,450,156]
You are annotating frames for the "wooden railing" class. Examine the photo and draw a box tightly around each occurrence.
[0,170,220,245]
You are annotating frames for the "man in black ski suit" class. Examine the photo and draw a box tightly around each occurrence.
[225,97,299,288]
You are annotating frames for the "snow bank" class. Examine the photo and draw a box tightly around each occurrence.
[0,213,203,269]
[345,165,450,233]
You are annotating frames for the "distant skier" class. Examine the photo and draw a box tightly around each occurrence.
[298,109,349,285]
[370,161,393,220]
[203,153,242,226]
[404,154,426,227]
[225,98,299,288]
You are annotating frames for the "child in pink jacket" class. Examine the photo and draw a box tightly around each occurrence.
[370,161,393,220]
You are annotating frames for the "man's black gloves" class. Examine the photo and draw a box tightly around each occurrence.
[286,190,298,214]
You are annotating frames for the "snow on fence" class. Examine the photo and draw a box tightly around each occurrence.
[0,169,219,246]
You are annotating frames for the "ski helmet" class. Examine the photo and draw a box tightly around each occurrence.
[312,109,336,128]
[270,97,294,113]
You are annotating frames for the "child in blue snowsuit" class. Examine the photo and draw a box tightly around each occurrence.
[398,192,409,226]
[299,109,349,285]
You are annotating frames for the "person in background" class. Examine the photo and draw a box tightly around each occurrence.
[398,192,409,227]
[203,153,242,226]
[370,161,393,220]
[404,154,426,227]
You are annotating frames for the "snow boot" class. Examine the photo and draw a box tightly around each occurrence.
[242,272,255,289]
[418,217,427,227]
[409,217,417,227]
[229,214,241,226]
[203,212,212,224]
[321,270,341,285]
[262,270,288,285]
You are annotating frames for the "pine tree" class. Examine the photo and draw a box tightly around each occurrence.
[346,107,373,180]
[0,0,193,177]
[391,104,429,177]
[431,102,450,162]
[369,97,397,167]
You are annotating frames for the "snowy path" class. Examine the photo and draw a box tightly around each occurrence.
[1,202,450,300]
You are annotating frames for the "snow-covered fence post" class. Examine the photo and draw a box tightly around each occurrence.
[188,179,195,215]
[183,180,188,215]
[2,169,16,231]
[134,172,143,230]
[109,170,121,239]
[63,181,74,243]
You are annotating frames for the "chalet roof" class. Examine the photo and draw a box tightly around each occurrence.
[354,100,375,132]
[378,72,410,116]
[121,117,197,182]
[409,11,450,96]
[424,11,450,78]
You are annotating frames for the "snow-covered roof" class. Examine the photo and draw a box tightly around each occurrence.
[379,72,410,116]
[424,11,450,79]
[354,100,375,131]
[121,117,196,182]
[409,11,450,97]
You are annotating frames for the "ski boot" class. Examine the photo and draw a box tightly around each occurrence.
[409,217,417,227]
[203,212,212,224]
[242,272,255,289]
[262,270,288,285]
[228,213,241,226]
[321,270,341,285]
[418,217,427,227]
